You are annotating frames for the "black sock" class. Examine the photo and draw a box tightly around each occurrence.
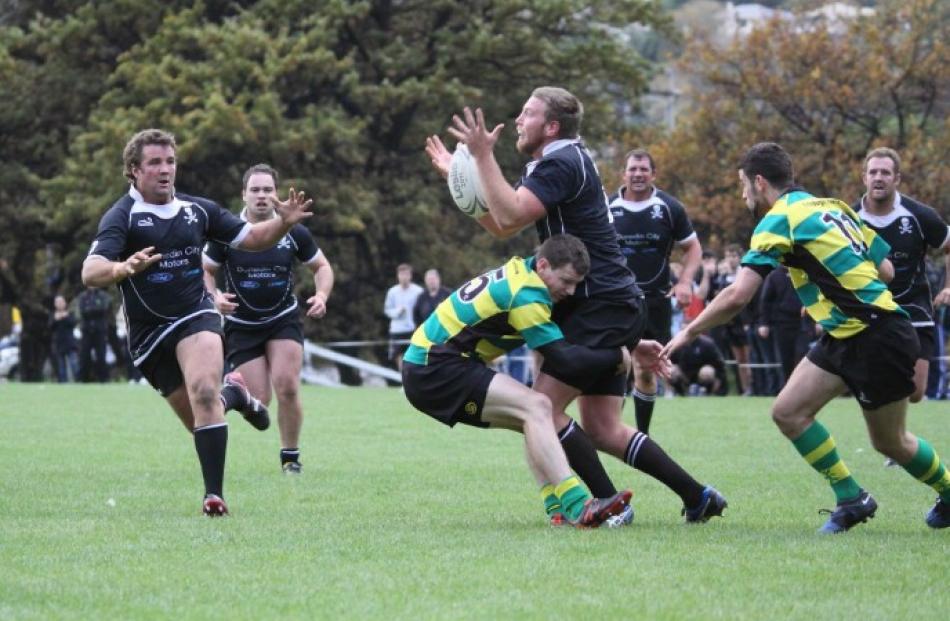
[558,420,617,497]
[632,389,656,434]
[194,423,228,497]
[219,384,244,412]
[625,430,703,508]
[280,448,300,465]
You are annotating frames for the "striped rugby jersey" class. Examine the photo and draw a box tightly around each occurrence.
[741,190,905,339]
[404,256,563,366]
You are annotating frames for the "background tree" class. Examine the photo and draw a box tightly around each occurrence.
[610,0,948,250]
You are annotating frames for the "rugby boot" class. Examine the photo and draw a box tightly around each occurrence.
[925,497,950,529]
[818,489,877,534]
[570,490,633,529]
[605,502,635,528]
[202,493,229,517]
[683,486,728,523]
[282,461,303,475]
[223,371,270,431]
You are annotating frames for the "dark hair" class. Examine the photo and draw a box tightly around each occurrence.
[863,147,901,175]
[537,234,590,276]
[739,142,794,190]
[724,243,744,256]
[242,163,279,190]
[624,148,656,172]
[530,86,583,139]
[123,129,176,181]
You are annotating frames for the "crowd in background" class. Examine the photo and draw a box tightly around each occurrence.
[382,253,950,400]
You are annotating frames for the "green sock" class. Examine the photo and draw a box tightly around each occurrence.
[540,484,560,517]
[554,476,590,522]
[791,421,862,502]
[901,437,950,503]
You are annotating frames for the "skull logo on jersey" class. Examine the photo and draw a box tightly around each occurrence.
[277,237,292,250]
[183,206,198,225]
[651,205,663,220]
[898,217,912,235]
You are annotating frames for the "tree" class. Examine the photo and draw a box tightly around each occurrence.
[612,0,948,250]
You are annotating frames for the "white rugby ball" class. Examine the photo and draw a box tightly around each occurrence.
[447,144,488,218]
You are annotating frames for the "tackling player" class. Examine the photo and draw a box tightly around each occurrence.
[403,234,659,527]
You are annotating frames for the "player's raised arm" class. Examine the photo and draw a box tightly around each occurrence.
[448,107,546,237]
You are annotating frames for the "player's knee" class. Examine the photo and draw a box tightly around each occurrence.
[868,433,908,460]
[522,392,553,427]
[770,402,800,434]
[188,378,219,411]
[909,388,924,404]
[272,376,299,403]
[697,365,715,384]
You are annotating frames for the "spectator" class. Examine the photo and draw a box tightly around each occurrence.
[78,287,111,382]
[668,333,728,396]
[412,268,451,327]
[383,263,422,372]
[49,294,79,383]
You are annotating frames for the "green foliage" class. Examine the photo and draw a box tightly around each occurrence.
[628,0,949,249]
[2,0,668,352]
[2,385,948,618]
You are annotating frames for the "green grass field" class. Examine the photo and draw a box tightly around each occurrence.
[1,384,947,620]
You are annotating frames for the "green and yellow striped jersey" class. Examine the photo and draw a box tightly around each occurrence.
[403,256,563,366]
[742,190,904,338]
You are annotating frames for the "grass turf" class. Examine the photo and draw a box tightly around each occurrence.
[0,384,947,620]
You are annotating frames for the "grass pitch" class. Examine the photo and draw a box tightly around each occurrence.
[0,383,947,620]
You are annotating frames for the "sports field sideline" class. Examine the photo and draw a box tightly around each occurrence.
[1,384,946,620]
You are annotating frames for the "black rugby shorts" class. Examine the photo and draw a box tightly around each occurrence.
[806,313,918,410]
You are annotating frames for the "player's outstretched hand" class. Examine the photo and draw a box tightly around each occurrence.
[270,188,313,226]
[425,135,452,179]
[306,291,328,318]
[112,246,162,281]
[635,339,673,380]
[660,330,694,361]
[213,290,238,315]
[447,107,504,159]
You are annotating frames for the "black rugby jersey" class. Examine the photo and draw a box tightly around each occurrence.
[87,187,250,363]
[204,219,319,326]
[518,139,640,300]
[855,193,950,326]
[608,186,697,297]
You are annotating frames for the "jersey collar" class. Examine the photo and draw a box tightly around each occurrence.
[614,185,658,209]
[239,207,278,222]
[859,191,901,215]
[128,185,191,218]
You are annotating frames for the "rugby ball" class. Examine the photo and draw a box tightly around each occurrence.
[447,144,488,218]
